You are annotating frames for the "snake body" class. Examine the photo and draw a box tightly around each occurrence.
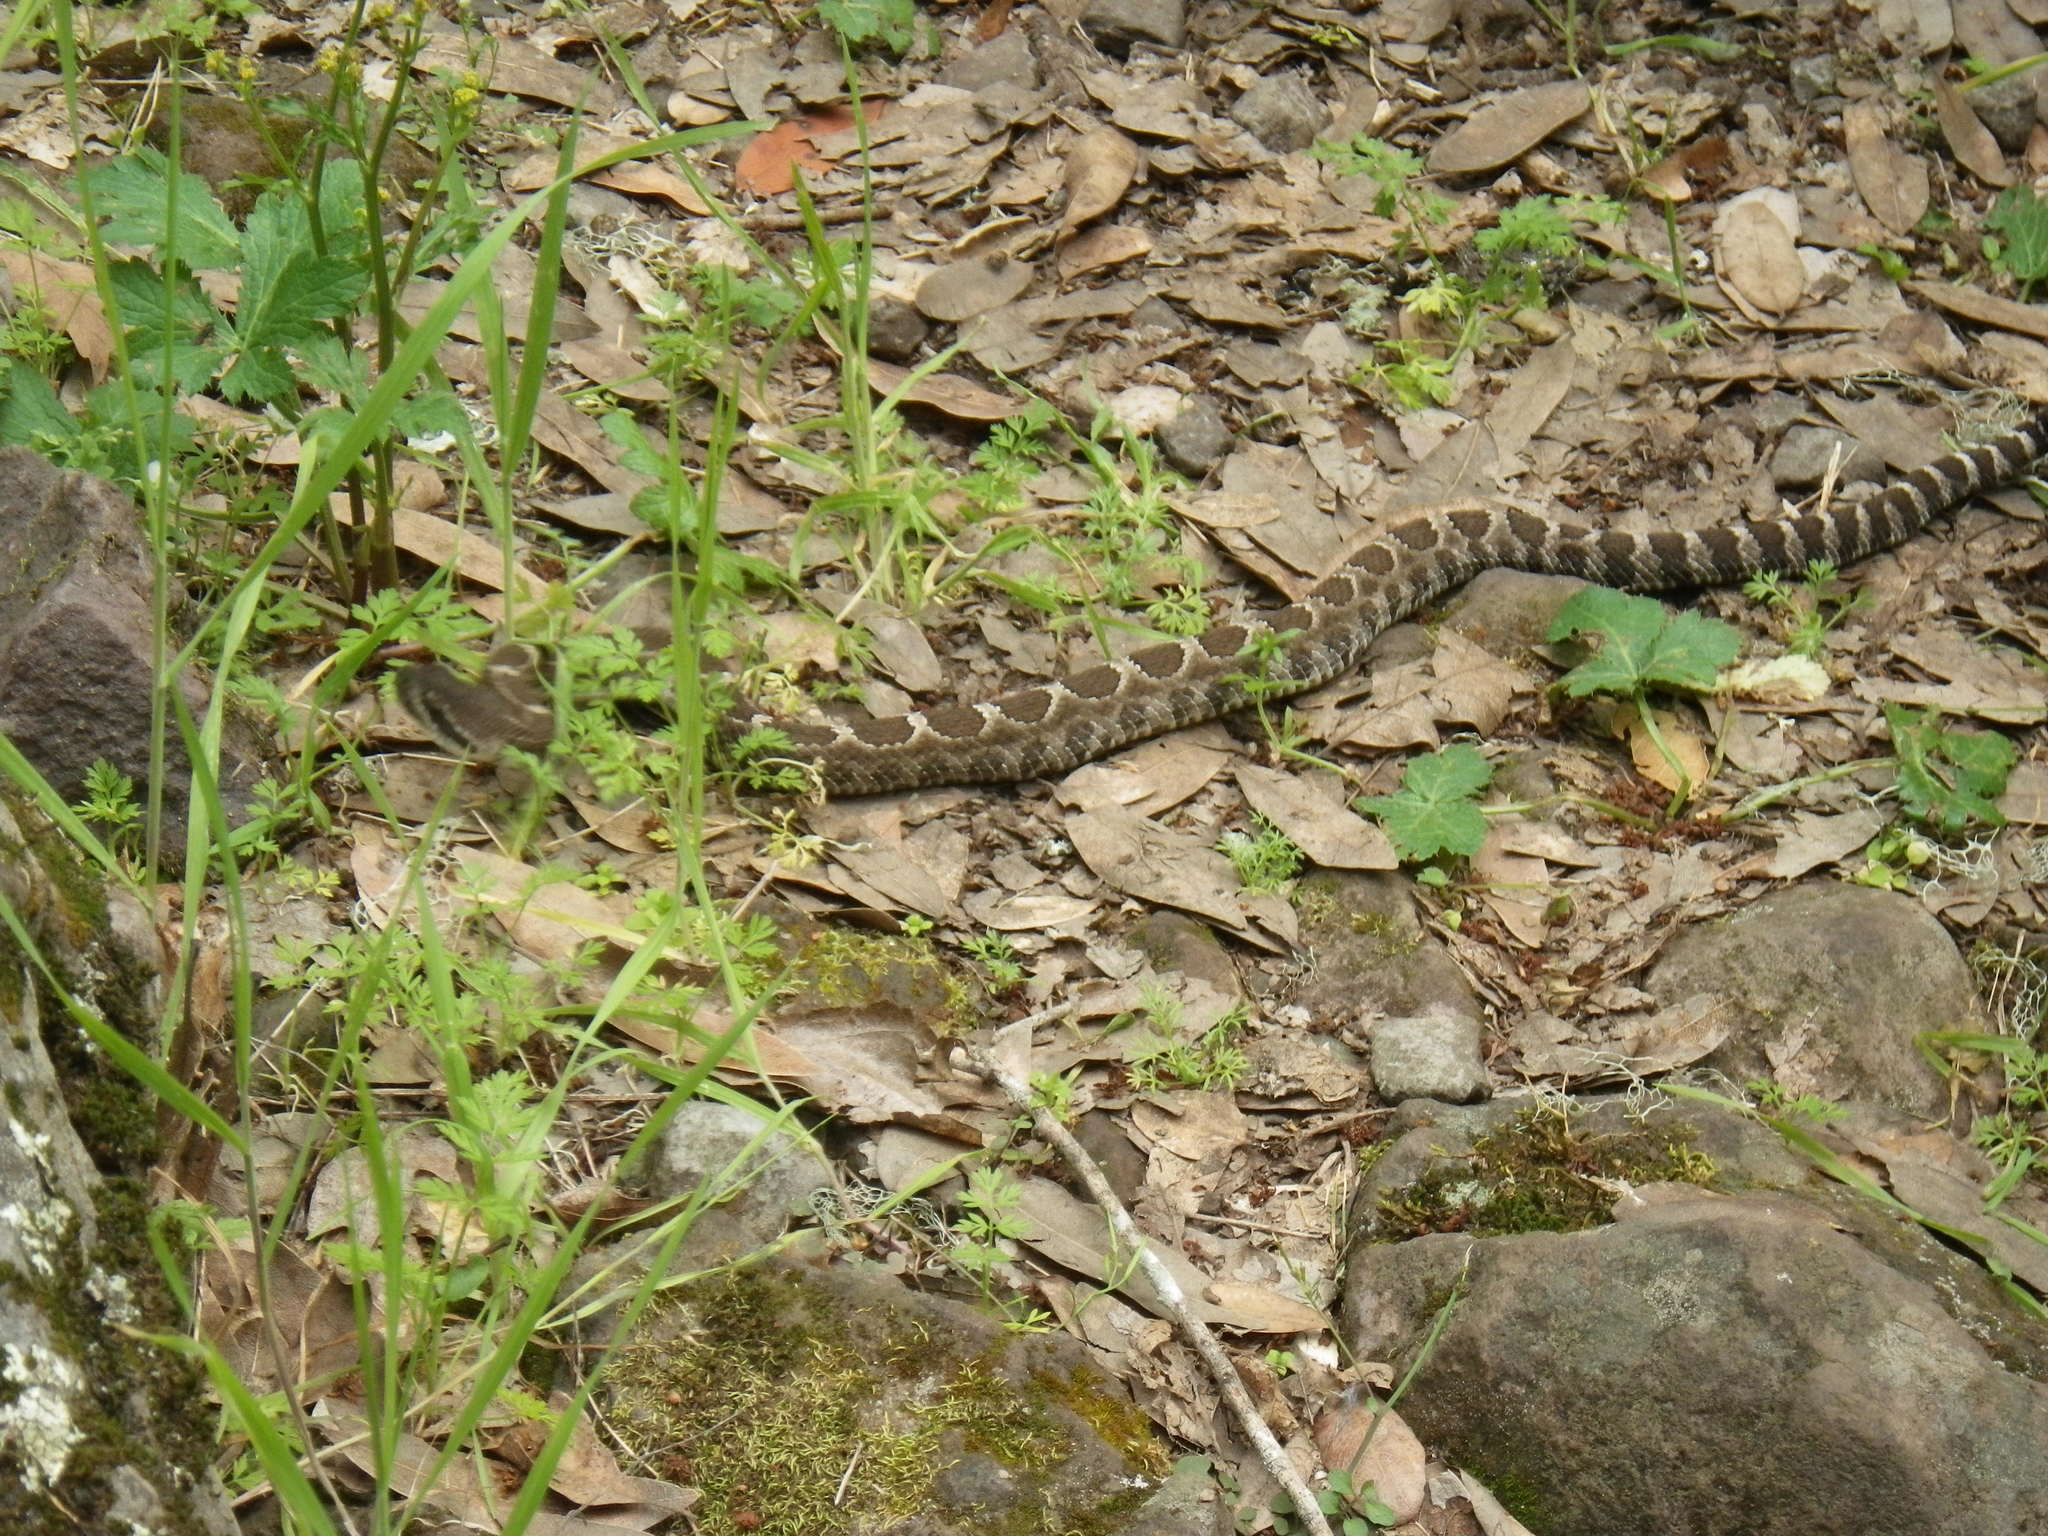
[741,413,2048,796]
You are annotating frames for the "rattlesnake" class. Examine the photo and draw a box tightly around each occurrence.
[738,411,2048,797]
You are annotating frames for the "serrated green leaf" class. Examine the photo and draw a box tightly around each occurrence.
[312,160,374,268]
[817,0,918,50]
[217,347,296,407]
[105,254,218,338]
[1365,792,1472,864]
[292,331,368,400]
[131,339,228,396]
[1884,704,2016,831]
[601,408,669,477]
[1405,742,1493,800]
[240,252,365,346]
[1648,609,1745,686]
[1940,725,2020,786]
[1985,186,2048,285]
[239,183,311,296]
[1549,586,1741,695]
[392,387,467,444]
[1359,744,1493,862]
[0,359,76,447]
[103,256,226,393]
[86,147,239,270]
[235,185,365,356]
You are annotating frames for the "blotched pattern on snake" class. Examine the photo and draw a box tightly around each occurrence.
[732,412,2048,796]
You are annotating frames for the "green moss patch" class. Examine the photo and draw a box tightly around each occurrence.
[1370,1106,1716,1241]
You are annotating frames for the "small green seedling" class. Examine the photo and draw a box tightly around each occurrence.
[1884,703,2017,832]
[1984,184,2048,296]
[1357,743,1494,864]
[1547,586,1743,812]
[1742,559,1870,658]
[1218,814,1305,895]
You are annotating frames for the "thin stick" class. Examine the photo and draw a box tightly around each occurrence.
[957,1039,1335,1536]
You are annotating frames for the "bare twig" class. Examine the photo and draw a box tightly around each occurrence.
[957,1037,1335,1536]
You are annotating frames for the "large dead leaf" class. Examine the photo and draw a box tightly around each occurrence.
[1315,1399,1428,1523]
[1843,102,1930,234]
[1715,195,1805,315]
[199,1237,364,1399]
[865,357,1024,421]
[1909,278,2048,340]
[1060,125,1142,234]
[415,27,625,113]
[1059,223,1154,280]
[1234,763,1397,871]
[1129,1089,1248,1162]
[1622,704,1711,795]
[1933,80,2010,187]
[492,1391,667,1510]
[2000,762,2048,825]
[1056,725,1236,816]
[1753,809,1887,881]
[735,103,884,196]
[1426,81,1591,175]
[0,249,113,377]
[1067,807,1291,948]
[390,507,558,604]
[961,886,1100,930]
[439,343,656,495]
[1471,843,1551,947]
[315,1402,687,1535]
[502,132,713,214]
[916,253,1035,322]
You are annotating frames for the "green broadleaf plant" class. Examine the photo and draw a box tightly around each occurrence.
[1884,703,2017,832]
[1358,743,1494,864]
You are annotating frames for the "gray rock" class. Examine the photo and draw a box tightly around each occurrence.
[0,451,269,867]
[1969,68,2039,152]
[1647,883,1979,1119]
[1787,53,1837,103]
[1228,72,1329,153]
[1340,1099,2048,1536]
[563,179,641,232]
[1437,566,1584,655]
[1072,1108,1149,1208]
[638,1098,834,1249]
[1370,1012,1488,1104]
[1769,423,1885,490]
[931,1448,1021,1514]
[1238,1031,1369,1105]
[866,293,931,362]
[1077,0,1186,52]
[939,27,1040,92]
[0,798,238,1533]
[1129,910,1242,998]
[1489,747,1557,808]
[1119,1458,1234,1534]
[1350,1097,1813,1244]
[1291,869,1483,1028]
[1155,397,1234,478]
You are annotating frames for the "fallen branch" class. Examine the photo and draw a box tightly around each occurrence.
[958,1034,1334,1536]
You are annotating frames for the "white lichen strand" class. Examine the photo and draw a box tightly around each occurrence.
[0,1198,77,1279]
[1,1342,84,1491]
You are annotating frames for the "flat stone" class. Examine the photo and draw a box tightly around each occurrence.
[1077,0,1186,52]
[0,451,268,865]
[1370,1011,1488,1104]
[1228,71,1329,152]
